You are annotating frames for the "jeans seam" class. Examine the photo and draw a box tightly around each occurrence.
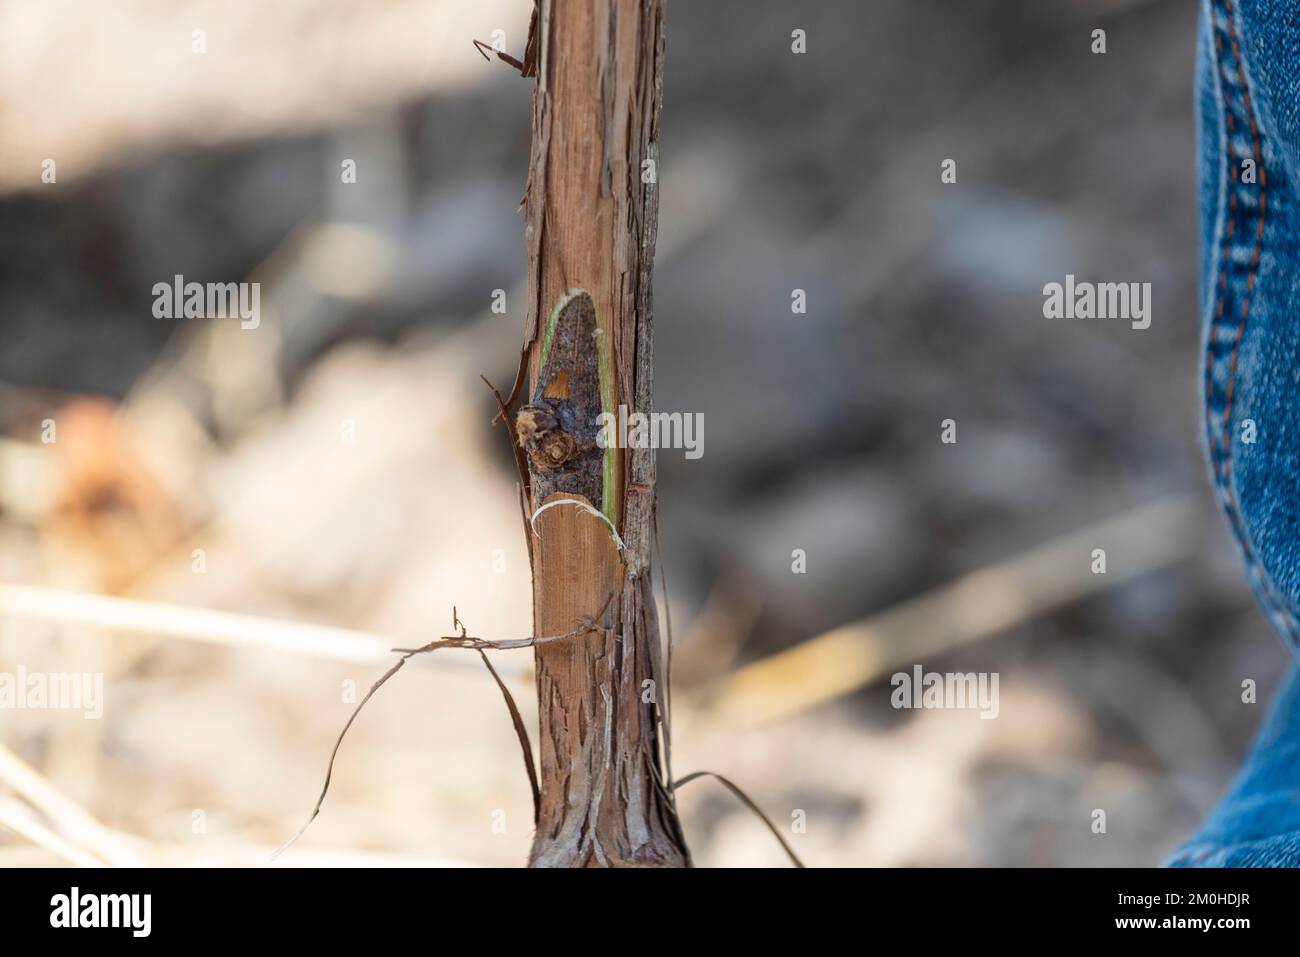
[1205,0,1296,645]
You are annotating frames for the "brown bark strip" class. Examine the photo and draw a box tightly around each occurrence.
[672,771,806,868]
[519,0,685,867]
[277,604,616,860]
[477,649,541,825]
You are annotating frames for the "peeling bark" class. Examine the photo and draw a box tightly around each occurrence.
[517,0,686,868]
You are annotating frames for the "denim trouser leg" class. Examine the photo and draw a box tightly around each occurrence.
[1185,0,1300,866]
[1168,666,1300,866]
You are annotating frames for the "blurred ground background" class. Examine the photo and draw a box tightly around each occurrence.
[0,0,1288,867]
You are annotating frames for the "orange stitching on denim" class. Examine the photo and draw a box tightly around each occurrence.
[1219,0,1264,462]
[1207,0,1292,638]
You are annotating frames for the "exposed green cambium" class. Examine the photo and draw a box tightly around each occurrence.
[593,325,618,525]
[537,287,619,530]
[538,288,579,371]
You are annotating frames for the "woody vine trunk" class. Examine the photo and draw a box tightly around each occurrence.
[513,0,688,867]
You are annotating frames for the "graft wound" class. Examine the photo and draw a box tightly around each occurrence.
[518,289,618,524]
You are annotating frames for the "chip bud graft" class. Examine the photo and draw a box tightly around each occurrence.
[516,402,577,471]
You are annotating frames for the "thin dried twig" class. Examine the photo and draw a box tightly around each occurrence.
[653,508,676,798]
[275,594,616,859]
[467,613,543,821]
[490,346,531,425]
[698,496,1201,727]
[472,38,527,74]
[474,644,540,823]
[476,3,543,79]
[0,798,106,869]
[480,372,535,573]
[672,770,806,869]
[0,743,140,866]
[0,583,510,673]
[390,599,612,654]
[480,372,531,501]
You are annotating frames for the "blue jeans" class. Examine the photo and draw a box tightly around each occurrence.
[1172,0,1300,867]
